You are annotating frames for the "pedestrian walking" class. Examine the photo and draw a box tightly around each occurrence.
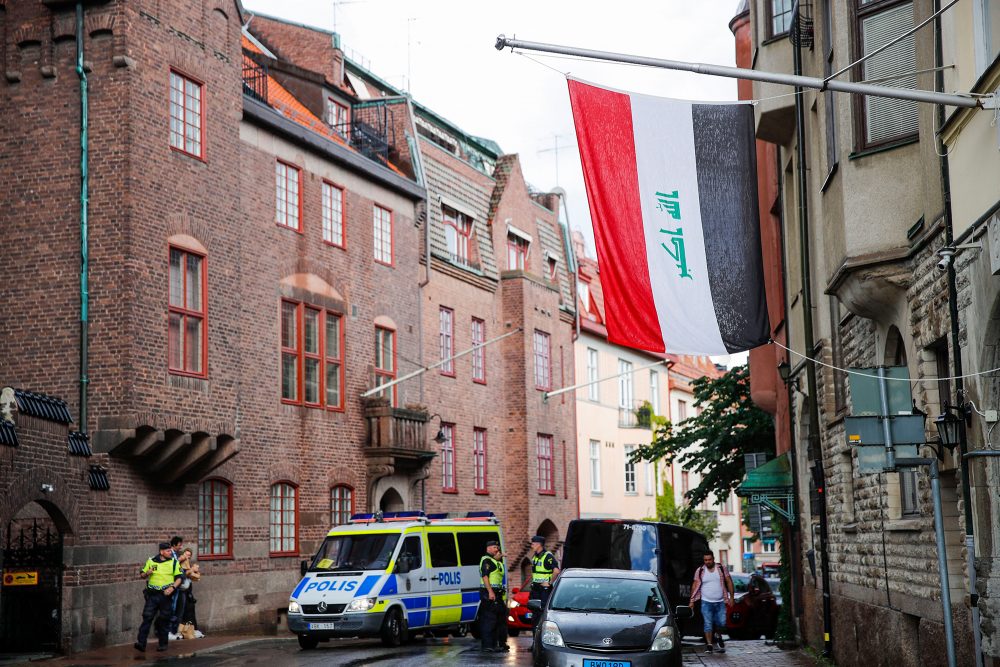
[169,545,191,639]
[527,535,560,622]
[477,540,505,652]
[134,542,183,653]
[690,550,734,654]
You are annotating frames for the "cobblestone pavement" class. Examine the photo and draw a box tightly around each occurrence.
[680,639,816,665]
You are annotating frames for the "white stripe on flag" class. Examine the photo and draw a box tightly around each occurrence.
[630,93,727,355]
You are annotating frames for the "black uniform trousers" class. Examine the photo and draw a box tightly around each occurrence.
[478,588,506,649]
[137,589,173,648]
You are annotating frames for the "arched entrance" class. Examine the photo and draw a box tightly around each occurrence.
[1,502,65,652]
[379,488,405,512]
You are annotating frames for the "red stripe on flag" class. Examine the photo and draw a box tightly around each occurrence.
[567,79,663,353]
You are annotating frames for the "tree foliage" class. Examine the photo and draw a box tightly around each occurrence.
[646,481,719,539]
[635,364,775,511]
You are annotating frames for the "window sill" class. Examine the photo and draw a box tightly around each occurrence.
[198,554,233,561]
[374,259,395,268]
[590,491,603,497]
[269,552,300,558]
[276,223,303,234]
[170,146,206,163]
[848,136,919,162]
[820,163,839,193]
[473,378,487,385]
[761,33,789,47]
[440,371,456,378]
[474,489,489,496]
[442,488,458,495]
[539,491,556,497]
[624,492,638,497]
[322,240,347,251]
[885,518,922,532]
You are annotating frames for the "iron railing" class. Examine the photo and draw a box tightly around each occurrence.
[242,55,268,104]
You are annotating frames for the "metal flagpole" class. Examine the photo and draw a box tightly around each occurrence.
[543,358,671,401]
[360,327,523,398]
[493,36,996,110]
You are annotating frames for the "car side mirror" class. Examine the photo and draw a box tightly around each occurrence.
[526,599,543,612]
[300,560,309,576]
[675,605,693,620]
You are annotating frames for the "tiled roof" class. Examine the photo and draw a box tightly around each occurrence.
[0,421,17,447]
[68,431,92,457]
[15,389,73,424]
[88,465,110,491]
[486,155,518,225]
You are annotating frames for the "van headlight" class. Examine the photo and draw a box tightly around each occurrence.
[540,620,565,647]
[288,601,302,614]
[346,597,377,612]
[650,625,676,651]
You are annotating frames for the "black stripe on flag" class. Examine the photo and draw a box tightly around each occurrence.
[691,104,770,354]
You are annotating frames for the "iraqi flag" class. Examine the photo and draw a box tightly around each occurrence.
[567,78,770,356]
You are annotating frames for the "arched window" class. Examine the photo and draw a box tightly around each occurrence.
[330,485,354,526]
[269,482,298,556]
[198,479,232,558]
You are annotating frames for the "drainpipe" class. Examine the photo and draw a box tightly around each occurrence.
[934,2,982,663]
[555,192,580,341]
[792,8,832,657]
[76,2,90,435]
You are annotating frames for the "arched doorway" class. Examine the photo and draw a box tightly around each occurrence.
[379,488,405,512]
[1,502,65,652]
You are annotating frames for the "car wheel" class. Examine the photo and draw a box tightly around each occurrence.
[380,608,407,647]
[297,634,319,650]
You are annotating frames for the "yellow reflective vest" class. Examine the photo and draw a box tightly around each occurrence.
[143,556,181,590]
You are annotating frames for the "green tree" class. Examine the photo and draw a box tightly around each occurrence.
[635,365,775,510]
[646,480,719,539]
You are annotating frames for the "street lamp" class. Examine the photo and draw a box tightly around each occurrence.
[934,410,962,450]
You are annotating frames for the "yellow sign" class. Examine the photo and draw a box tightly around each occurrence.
[3,571,38,586]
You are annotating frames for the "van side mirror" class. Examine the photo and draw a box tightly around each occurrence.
[526,599,543,612]
[300,560,309,576]
[395,555,412,574]
[675,605,693,620]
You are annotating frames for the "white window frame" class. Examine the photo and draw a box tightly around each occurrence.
[589,439,602,493]
[624,444,637,494]
[587,348,600,401]
[649,370,660,416]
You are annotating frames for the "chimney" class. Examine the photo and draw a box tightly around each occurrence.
[572,230,587,261]
[331,32,346,88]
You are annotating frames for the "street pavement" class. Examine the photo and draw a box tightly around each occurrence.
[24,633,818,667]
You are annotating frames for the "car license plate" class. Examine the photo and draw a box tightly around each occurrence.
[582,661,631,667]
[307,622,336,630]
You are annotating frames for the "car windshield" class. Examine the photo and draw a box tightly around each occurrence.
[550,577,666,614]
[309,533,400,571]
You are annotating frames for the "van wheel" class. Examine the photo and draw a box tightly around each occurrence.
[380,608,407,647]
[451,623,469,638]
[297,635,319,650]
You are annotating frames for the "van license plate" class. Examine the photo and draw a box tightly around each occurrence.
[308,623,336,630]
[582,661,631,667]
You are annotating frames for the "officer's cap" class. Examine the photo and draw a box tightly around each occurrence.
[158,542,172,550]
[486,540,500,548]
[530,535,545,545]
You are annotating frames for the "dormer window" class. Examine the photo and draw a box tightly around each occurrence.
[506,224,532,271]
[443,206,473,265]
[544,251,558,281]
[326,97,349,135]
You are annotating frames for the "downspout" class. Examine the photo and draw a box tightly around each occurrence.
[407,98,429,405]
[556,193,580,341]
[792,8,832,657]
[934,2,982,663]
[76,2,90,435]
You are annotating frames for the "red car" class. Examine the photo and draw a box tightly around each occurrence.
[505,587,536,636]
[726,573,780,640]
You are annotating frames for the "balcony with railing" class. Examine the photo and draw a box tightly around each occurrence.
[242,55,268,104]
[362,397,434,471]
[618,400,656,430]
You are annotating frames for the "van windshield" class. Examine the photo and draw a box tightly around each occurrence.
[562,521,659,572]
[310,533,400,572]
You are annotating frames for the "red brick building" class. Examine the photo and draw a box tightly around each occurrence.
[0,0,576,652]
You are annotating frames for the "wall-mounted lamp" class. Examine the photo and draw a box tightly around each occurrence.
[777,361,791,382]
[428,414,447,444]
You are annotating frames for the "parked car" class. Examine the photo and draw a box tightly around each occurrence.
[506,587,534,636]
[529,568,689,667]
[725,572,779,640]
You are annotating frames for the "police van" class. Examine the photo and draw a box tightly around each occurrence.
[287,510,503,649]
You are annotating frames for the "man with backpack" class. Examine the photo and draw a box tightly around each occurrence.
[690,551,734,654]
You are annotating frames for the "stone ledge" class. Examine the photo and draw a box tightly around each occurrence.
[885,518,923,532]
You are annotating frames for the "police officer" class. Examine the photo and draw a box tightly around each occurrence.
[478,540,505,652]
[134,542,183,653]
[527,535,560,621]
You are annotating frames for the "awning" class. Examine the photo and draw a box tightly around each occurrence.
[736,452,795,524]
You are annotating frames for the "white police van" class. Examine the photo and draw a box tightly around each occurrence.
[287,510,504,649]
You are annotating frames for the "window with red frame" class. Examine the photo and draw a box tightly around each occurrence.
[322,182,345,247]
[547,256,558,281]
[533,330,551,390]
[441,423,456,492]
[168,247,206,377]
[537,434,554,494]
[375,326,396,407]
[443,206,473,265]
[471,318,486,383]
[169,70,203,158]
[275,161,301,231]
[280,300,343,409]
[439,307,454,375]
[373,204,393,264]
[198,479,231,558]
[473,428,488,493]
[326,97,349,134]
[681,471,690,495]
[269,482,298,555]
[507,234,528,270]
[330,485,354,526]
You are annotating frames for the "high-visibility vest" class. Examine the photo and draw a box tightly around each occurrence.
[143,556,181,589]
[532,551,556,583]
[480,555,505,587]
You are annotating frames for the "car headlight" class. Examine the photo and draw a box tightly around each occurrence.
[650,625,676,652]
[540,620,565,647]
[346,597,377,612]
[288,601,302,614]
[508,599,520,609]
